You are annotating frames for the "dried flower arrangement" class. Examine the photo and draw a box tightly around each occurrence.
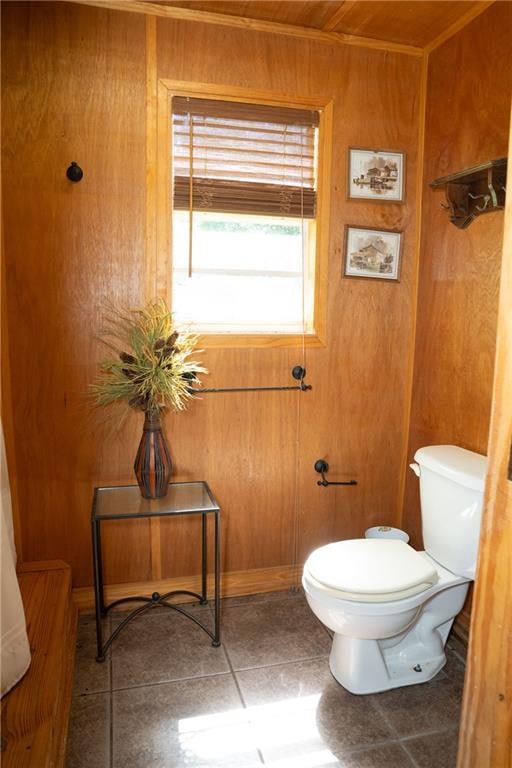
[92,298,206,418]
[91,298,207,498]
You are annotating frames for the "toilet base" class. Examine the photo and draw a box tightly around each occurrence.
[329,633,448,694]
[303,566,470,695]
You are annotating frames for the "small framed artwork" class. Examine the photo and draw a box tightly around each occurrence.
[348,148,405,202]
[343,226,402,281]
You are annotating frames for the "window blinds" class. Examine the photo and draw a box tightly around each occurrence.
[172,97,319,218]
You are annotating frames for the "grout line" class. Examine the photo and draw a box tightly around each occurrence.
[452,650,467,666]
[111,670,232,694]
[109,615,114,768]
[223,642,265,765]
[72,618,112,699]
[339,736,414,758]
[400,723,461,767]
[108,648,329,693]
[373,682,462,753]
[74,687,111,698]
[398,742,420,768]
[399,723,460,744]
[213,591,304,610]
[447,645,467,667]
[230,653,330,675]
[400,737,424,768]
[370,693,402,741]
[109,603,212,624]
[109,691,113,768]
[369,698,424,768]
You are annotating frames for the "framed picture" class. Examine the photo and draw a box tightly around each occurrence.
[343,226,402,281]
[348,148,405,202]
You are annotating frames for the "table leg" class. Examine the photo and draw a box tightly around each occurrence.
[92,518,105,661]
[212,510,221,647]
[201,512,207,604]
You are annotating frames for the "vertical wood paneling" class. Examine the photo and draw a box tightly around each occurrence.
[1,2,151,585]
[155,20,421,572]
[144,14,163,581]
[1,181,23,561]
[2,2,421,588]
[145,14,158,302]
[457,104,512,768]
[396,51,429,536]
[403,2,512,549]
[296,43,421,560]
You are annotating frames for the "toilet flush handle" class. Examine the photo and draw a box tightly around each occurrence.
[409,463,420,477]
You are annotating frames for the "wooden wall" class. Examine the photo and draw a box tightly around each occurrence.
[402,2,512,551]
[2,2,149,585]
[2,1,421,589]
[457,100,512,768]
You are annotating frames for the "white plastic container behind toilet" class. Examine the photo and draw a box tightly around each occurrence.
[365,526,410,543]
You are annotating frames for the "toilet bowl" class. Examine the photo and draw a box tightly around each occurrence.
[303,445,487,694]
[303,541,469,693]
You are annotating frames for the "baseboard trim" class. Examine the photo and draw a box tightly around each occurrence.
[73,564,301,612]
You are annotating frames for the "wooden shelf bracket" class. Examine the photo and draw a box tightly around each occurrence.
[430,157,507,229]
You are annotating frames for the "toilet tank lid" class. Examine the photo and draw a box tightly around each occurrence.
[414,445,487,492]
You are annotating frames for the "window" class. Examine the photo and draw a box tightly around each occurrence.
[169,95,326,342]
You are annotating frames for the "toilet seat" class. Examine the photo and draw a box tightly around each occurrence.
[304,539,439,603]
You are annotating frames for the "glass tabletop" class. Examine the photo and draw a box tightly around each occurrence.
[92,481,219,520]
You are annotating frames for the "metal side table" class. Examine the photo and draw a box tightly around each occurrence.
[91,481,221,662]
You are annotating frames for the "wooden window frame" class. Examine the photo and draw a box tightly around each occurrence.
[154,79,332,349]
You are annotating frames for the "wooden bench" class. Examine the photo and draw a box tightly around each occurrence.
[1,560,78,767]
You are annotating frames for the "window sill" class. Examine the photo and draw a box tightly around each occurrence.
[196,332,326,349]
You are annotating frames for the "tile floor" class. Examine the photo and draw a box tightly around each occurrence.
[66,591,467,768]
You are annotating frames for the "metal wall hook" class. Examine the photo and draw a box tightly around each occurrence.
[469,192,491,211]
[476,196,491,212]
[66,161,83,182]
[314,459,357,487]
[431,158,507,228]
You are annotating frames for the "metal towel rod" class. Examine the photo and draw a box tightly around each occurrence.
[191,365,312,394]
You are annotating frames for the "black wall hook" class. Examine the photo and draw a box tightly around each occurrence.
[66,161,83,182]
[314,459,357,487]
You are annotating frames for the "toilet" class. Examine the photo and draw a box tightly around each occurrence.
[302,445,487,695]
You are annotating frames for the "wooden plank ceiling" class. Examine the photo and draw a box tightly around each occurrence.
[146,0,483,47]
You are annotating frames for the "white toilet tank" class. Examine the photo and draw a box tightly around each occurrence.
[413,445,487,579]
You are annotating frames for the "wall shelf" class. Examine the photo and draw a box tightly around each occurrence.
[430,157,507,229]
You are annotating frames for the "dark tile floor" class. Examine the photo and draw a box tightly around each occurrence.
[66,591,467,768]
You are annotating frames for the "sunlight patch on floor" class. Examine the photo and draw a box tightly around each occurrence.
[177,693,338,766]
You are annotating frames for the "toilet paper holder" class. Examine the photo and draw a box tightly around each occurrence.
[314,459,357,487]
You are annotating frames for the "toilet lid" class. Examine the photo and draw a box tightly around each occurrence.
[304,539,438,602]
